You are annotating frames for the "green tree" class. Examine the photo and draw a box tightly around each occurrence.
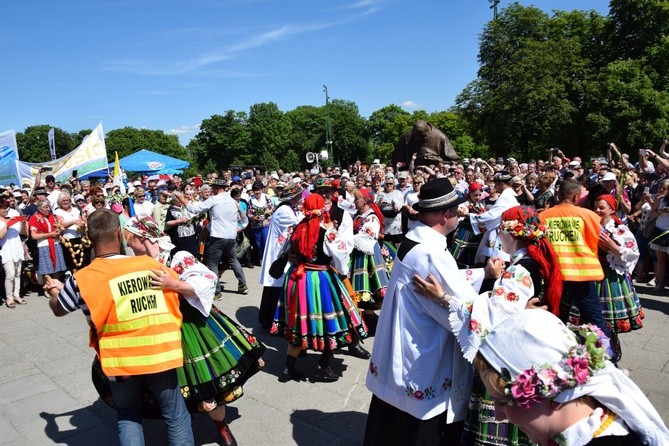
[366,105,412,163]
[457,4,606,160]
[16,125,75,162]
[248,102,291,171]
[285,105,326,166]
[328,99,368,167]
[194,111,250,171]
[105,127,186,163]
[584,59,669,152]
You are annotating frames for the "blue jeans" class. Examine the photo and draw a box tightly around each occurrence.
[252,226,269,260]
[108,370,193,446]
[561,281,612,340]
[205,236,246,293]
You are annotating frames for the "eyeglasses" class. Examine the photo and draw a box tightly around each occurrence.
[93,201,105,206]
[385,183,394,186]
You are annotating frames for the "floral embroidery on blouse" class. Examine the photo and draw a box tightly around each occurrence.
[602,219,639,276]
[405,384,436,401]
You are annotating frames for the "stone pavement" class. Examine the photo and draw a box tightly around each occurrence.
[0,267,667,445]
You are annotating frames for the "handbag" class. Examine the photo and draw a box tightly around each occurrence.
[269,239,292,279]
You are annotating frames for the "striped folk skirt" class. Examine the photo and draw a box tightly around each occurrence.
[351,246,390,310]
[271,263,368,351]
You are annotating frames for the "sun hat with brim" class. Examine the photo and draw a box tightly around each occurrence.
[492,171,512,182]
[279,183,304,202]
[412,178,466,212]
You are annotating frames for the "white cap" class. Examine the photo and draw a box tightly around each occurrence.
[600,172,617,182]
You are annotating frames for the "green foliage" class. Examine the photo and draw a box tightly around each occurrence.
[328,100,369,167]
[248,102,291,170]
[195,111,250,171]
[106,127,187,163]
[16,125,76,162]
[456,0,669,161]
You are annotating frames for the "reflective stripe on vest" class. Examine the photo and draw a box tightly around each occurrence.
[76,256,183,376]
[100,314,181,335]
[101,347,183,369]
[99,331,181,349]
[543,213,604,281]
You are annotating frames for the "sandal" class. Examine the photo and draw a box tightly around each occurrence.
[5,299,15,309]
[14,297,27,305]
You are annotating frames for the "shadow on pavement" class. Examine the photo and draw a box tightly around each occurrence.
[290,408,367,445]
[39,403,223,445]
[638,293,669,315]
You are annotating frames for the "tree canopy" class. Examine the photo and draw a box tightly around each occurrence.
[12,0,668,171]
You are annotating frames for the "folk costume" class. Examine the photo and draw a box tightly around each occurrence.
[364,178,483,446]
[258,184,303,330]
[454,206,562,446]
[479,310,669,446]
[351,189,390,311]
[451,182,487,268]
[569,196,644,362]
[272,193,367,382]
[93,216,265,445]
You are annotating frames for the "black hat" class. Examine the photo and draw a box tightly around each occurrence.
[252,180,264,190]
[34,187,48,195]
[210,179,228,188]
[492,171,512,182]
[412,178,466,212]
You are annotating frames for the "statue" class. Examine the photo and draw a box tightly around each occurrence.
[392,120,459,168]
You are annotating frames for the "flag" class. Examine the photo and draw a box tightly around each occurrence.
[112,151,126,195]
[48,128,56,160]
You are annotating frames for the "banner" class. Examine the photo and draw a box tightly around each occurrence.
[0,130,21,186]
[48,128,57,160]
[112,151,126,194]
[19,122,109,186]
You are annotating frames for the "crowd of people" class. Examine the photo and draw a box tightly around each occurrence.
[1,140,669,445]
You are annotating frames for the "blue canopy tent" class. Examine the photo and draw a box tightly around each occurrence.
[112,149,189,174]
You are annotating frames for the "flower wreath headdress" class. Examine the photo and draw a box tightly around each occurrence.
[499,219,549,244]
[501,323,611,409]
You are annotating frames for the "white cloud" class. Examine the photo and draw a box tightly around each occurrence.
[401,100,421,110]
[167,124,200,136]
[104,8,380,76]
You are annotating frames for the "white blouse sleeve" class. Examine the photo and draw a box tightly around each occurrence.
[606,221,640,276]
[354,214,380,255]
[448,264,535,362]
[170,251,217,317]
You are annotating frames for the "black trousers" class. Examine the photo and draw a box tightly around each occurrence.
[364,394,464,446]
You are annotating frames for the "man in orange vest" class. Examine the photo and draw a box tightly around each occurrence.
[45,209,194,446]
[540,178,612,342]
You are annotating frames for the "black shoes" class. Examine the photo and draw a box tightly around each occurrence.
[279,368,304,382]
[314,365,339,382]
[348,343,371,360]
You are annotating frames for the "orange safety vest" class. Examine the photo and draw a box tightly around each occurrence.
[540,204,604,282]
[76,256,183,376]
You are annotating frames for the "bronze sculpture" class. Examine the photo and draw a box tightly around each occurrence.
[392,120,459,167]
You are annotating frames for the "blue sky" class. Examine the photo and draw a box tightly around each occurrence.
[2,0,609,146]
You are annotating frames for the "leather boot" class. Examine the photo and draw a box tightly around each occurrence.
[214,420,238,446]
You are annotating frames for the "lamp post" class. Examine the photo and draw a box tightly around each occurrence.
[489,0,500,20]
[323,85,334,166]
